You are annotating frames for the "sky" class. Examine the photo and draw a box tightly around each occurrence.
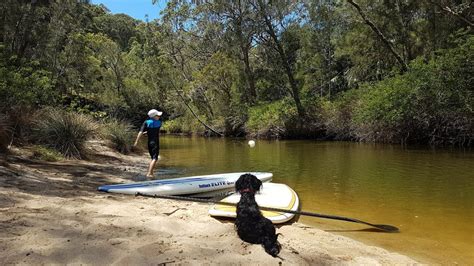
[91,0,167,21]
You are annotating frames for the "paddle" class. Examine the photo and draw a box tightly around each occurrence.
[135,192,399,233]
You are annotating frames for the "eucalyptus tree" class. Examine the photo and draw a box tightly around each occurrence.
[93,13,140,51]
[298,0,350,98]
[346,0,408,72]
[0,0,51,60]
[339,0,472,81]
[0,0,101,106]
[336,0,420,82]
[159,0,226,135]
[188,2,251,134]
[206,0,260,104]
[249,0,306,118]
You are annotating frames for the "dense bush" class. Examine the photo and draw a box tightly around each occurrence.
[63,93,108,119]
[102,118,135,154]
[161,114,205,135]
[33,109,98,158]
[161,118,184,134]
[336,36,474,146]
[0,46,57,107]
[246,99,298,138]
[321,90,360,140]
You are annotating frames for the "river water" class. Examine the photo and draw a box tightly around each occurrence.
[155,136,473,264]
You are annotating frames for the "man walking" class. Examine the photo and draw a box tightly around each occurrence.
[133,109,163,178]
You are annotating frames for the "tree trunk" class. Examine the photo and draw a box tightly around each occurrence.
[257,0,305,118]
[233,1,257,104]
[394,0,413,61]
[241,42,257,103]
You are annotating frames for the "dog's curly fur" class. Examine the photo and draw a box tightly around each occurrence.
[234,174,281,257]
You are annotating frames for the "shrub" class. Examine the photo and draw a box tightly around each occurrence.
[33,108,98,159]
[162,115,206,135]
[162,118,185,134]
[351,35,473,145]
[321,90,361,140]
[246,99,297,138]
[0,54,57,107]
[352,78,415,143]
[102,118,135,154]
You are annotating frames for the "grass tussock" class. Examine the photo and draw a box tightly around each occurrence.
[33,108,98,159]
[102,118,135,154]
[6,106,38,144]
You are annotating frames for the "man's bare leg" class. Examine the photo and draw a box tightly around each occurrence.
[146,159,158,178]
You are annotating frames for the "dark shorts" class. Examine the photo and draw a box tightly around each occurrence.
[148,141,159,160]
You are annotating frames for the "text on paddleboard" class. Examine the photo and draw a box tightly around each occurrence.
[199,181,234,188]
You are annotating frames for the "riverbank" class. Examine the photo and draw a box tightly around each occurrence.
[0,141,417,265]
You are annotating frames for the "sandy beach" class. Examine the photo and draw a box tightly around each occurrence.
[0,141,418,265]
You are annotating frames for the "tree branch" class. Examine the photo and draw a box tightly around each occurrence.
[173,83,224,137]
[347,0,408,72]
[429,1,474,27]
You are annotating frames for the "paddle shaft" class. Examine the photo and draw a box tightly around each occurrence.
[135,193,399,232]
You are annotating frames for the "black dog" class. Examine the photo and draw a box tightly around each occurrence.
[234,174,281,257]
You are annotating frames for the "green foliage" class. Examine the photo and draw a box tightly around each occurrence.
[93,13,139,50]
[118,37,172,122]
[353,80,413,143]
[117,78,164,120]
[161,118,184,134]
[0,49,57,107]
[321,90,361,140]
[162,115,205,135]
[63,93,107,119]
[246,99,298,138]
[31,145,63,162]
[59,32,123,95]
[191,52,246,135]
[351,36,473,145]
[33,109,98,159]
[0,0,471,146]
[0,66,56,106]
[102,119,135,154]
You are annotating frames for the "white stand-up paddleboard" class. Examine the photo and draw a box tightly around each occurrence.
[209,182,299,224]
[97,172,272,196]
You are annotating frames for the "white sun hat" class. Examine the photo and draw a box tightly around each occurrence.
[147,109,163,117]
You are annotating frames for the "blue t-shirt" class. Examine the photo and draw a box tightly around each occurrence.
[140,118,162,143]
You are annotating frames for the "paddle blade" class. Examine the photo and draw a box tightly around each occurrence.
[374,224,399,232]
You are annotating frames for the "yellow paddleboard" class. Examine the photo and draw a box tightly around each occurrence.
[209,182,299,224]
